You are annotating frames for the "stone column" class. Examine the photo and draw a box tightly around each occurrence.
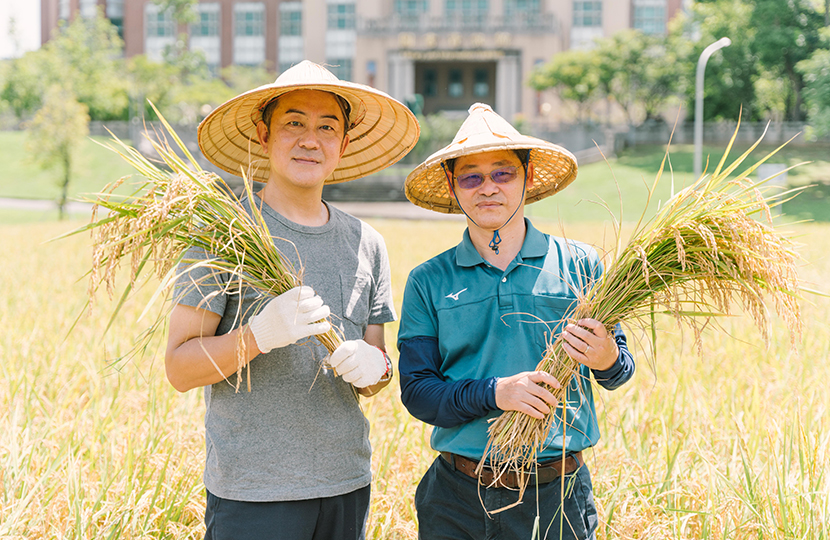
[495,53,521,122]
[387,52,415,104]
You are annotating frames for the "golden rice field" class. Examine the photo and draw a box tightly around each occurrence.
[1,217,828,539]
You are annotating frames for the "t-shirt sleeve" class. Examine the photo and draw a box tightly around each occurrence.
[172,246,228,316]
[367,229,396,325]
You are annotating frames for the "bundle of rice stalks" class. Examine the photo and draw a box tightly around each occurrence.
[480,124,805,504]
[67,110,342,390]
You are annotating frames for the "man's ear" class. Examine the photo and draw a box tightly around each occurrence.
[255,121,269,155]
[526,162,535,189]
[443,165,453,192]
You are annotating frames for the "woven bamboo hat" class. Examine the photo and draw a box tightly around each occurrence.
[198,60,420,183]
[405,103,578,214]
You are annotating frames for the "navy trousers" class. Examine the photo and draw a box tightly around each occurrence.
[204,485,371,540]
[415,456,598,540]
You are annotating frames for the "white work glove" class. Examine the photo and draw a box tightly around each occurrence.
[248,286,332,354]
[329,340,389,388]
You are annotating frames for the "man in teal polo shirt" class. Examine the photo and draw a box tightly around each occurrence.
[398,103,635,540]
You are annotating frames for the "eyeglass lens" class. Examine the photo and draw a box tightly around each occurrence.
[456,166,519,189]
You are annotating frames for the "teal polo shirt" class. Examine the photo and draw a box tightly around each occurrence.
[398,219,604,459]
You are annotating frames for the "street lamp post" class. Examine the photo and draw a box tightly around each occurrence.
[694,37,731,179]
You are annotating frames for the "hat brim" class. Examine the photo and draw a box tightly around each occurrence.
[198,81,419,183]
[404,138,578,214]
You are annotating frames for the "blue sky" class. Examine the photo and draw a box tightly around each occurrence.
[0,0,40,59]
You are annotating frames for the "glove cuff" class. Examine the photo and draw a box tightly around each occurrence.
[248,314,272,354]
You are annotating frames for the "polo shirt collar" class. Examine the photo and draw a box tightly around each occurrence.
[455,219,548,267]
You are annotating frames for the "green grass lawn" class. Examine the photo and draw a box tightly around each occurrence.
[0,131,136,201]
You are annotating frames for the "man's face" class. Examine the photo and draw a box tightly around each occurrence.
[447,150,533,230]
[255,89,350,191]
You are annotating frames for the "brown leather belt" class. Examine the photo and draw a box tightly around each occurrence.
[440,451,584,489]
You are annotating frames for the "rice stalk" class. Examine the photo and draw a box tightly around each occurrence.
[64,108,342,389]
[480,121,805,504]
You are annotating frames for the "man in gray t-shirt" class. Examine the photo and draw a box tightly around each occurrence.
[166,61,419,540]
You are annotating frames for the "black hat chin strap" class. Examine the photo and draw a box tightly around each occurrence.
[442,162,528,256]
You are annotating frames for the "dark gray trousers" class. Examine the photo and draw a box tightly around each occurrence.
[204,485,370,540]
[415,456,598,540]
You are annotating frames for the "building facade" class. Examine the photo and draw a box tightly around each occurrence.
[41,0,682,120]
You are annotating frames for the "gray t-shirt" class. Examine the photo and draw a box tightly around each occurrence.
[174,196,396,502]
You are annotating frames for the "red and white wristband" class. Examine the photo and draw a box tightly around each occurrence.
[375,346,393,383]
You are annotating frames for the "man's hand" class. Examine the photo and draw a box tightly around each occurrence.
[248,286,332,354]
[495,371,561,419]
[561,318,618,371]
[329,339,388,388]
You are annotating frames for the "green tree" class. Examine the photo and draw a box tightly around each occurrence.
[0,51,45,119]
[153,0,198,25]
[595,30,647,125]
[684,0,761,120]
[25,86,90,220]
[750,0,826,120]
[1,13,128,121]
[796,29,830,137]
[529,49,601,121]
[638,30,689,122]
[589,29,686,125]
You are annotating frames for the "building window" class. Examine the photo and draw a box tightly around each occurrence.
[193,4,220,37]
[445,0,489,17]
[79,0,98,18]
[504,0,540,16]
[58,0,70,20]
[107,0,124,37]
[327,58,353,80]
[448,69,463,98]
[107,0,124,18]
[473,69,489,97]
[235,3,264,37]
[234,3,265,66]
[191,3,221,68]
[573,1,602,27]
[146,6,175,37]
[633,0,666,34]
[328,3,356,30]
[423,69,437,97]
[395,0,428,18]
[280,2,302,36]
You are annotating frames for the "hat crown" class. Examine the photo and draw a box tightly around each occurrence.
[449,102,522,147]
[274,60,341,85]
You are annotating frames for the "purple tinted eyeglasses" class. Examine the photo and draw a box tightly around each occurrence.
[455,166,519,190]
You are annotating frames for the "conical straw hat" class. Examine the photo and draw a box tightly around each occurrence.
[405,103,577,214]
[198,60,420,183]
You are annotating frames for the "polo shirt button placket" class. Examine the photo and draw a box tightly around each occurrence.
[498,274,511,311]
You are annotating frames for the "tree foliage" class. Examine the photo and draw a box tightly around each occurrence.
[532,30,685,124]
[152,0,198,25]
[797,29,830,137]
[529,49,600,121]
[1,14,128,121]
[683,0,761,121]
[25,86,90,219]
[750,0,827,120]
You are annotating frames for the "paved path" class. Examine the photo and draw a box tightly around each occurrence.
[0,197,463,221]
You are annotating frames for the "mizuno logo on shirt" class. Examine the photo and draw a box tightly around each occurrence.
[445,288,467,301]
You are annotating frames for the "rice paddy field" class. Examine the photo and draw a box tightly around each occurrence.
[1,215,828,539]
